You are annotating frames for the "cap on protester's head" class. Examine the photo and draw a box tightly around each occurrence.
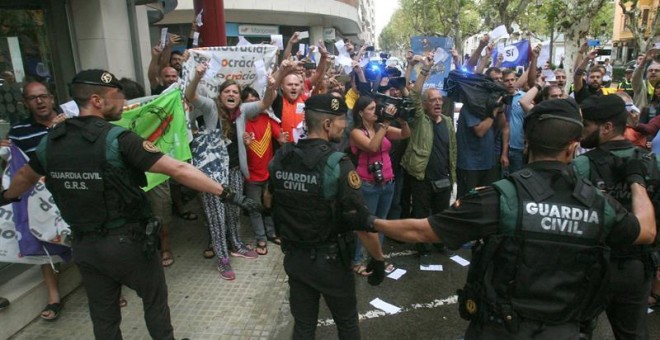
[71,69,123,90]
[524,98,583,131]
[304,93,348,116]
[625,67,634,73]
[580,95,627,123]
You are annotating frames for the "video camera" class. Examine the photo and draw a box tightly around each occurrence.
[373,92,415,122]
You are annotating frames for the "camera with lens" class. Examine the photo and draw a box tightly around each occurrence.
[373,92,415,122]
[368,161,385,183]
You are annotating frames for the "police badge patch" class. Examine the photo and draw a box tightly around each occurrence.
[101,72,113,84]
[142,141,160,153]
[347,170,361,189]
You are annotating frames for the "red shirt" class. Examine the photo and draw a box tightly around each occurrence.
[245,113,282,182]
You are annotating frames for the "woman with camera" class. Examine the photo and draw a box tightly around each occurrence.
[349,96,410,275]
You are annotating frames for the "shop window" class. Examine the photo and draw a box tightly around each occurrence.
[0,9,56,126]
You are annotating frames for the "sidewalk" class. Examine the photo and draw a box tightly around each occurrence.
[10,203,294,340]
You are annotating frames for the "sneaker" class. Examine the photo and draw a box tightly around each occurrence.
[230,247,258,259]
[217,258,235,280]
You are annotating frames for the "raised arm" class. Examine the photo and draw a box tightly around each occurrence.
[308,40,329,90]
[465,34,489,71]
[283,32,300,61]
[527,44,541,90]
[148,45,163,89]
[159,34,182,70]
[184,63,207,103]
[475,44,493,74]
[413,54,433,94]
[574,49,598,93]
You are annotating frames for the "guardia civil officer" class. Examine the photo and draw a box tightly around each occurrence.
[0,69,260,340]
[344,98,657,339]
[574,94,659,339]
[266,93,385,340]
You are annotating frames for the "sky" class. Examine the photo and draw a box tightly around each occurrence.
[374,1,400,44]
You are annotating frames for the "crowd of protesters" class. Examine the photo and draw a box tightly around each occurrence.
[2,20,660,338]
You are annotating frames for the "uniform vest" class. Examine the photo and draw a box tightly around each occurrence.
[35,118,151,233]
[269,143,344,246]
[459,167,613,330]
[573,146,660,256]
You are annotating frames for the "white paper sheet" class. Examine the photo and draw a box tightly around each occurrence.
[60,100,79,118]
[434,47,449,64]
[159,27,168,49]
[192,32,200,47]
[298,31,309,39]
[420,264,443,271]
[237,36,252,47]
[490,25,508,41]
[298,44,306,56]
[370,298,401,314]
[195,9,204,27]
[387,268,407,280]
[450,255,470,267]
[270,34,284,50]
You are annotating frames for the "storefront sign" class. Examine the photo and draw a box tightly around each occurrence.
[238,25,279,36]
[323,28,336,40]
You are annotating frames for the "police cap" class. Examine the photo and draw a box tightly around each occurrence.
[524,98,583,130]
[304,93,348,115]
[624,67,634,73]
[71,69,123,90]
[580,95,626,122]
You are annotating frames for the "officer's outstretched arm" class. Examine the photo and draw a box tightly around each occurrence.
[1,165,41,204]
[631,183,657,245]
[358,232,384,261]
[374,218,440,244]
[149,155,224,195]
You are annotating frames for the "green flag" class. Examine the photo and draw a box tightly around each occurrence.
[114,89,191,191]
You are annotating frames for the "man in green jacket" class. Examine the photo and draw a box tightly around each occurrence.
[401,54,457,262]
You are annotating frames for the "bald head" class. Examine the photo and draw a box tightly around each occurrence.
[160,67,179,87]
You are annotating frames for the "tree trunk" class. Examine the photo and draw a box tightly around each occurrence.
[556,0,608,88]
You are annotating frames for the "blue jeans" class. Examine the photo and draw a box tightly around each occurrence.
[352,180,395,265]
[508,148,525,173]
[244,181,275,242]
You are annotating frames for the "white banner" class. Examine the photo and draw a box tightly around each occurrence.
[181,45,278,99]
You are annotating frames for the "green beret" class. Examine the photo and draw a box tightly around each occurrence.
[304,94,348,116]
[71,69,123,90]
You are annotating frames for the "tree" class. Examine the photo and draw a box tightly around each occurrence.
[619,0,660,53]
[378,0,480,57]
[550,0,609,87]
[478,0,533,33]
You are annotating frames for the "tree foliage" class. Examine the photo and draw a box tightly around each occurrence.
[378,0,480,56]
[477,0,532,33]
[619,0,660,52]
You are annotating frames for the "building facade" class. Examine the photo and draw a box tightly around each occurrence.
[611,0,659,64]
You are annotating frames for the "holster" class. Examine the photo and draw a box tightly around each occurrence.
[141,218,161,259]
[337,233,355,269]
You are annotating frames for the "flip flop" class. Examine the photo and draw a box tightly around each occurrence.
[267,235,282,245]
[352,265,370,277]
[161,251,175,267]
[119,296,128,308]
[177,211,198,221]
[256,241,268,255]
[203,247,215,259]
[40,302,62,321]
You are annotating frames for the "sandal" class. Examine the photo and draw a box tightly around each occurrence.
[161,251,175,267]
[352,265,370,277]
[176,211,198,221]
[256,241,268,255]
[40,302,63,321]
[649,292,660,309]
[385,262,396,274]
[267,235,282,245]
[203,246,215,259]
[119,296,127,308]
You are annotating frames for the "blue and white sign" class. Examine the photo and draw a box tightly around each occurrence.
[492,40,530,69]
[411,36,453,93]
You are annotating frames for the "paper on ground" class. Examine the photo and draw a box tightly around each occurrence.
[420,264,443,271]
[370,298,401,314]
[450,255,470,267]
[387,268,407,280]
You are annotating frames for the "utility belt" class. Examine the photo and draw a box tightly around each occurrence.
[282,233,355,268]
[362,178,394,186]
[458,284,522,334]
[72,218,161,259]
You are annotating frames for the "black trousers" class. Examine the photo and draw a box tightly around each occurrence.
[73,233,173,340]
[406,172,451,253]
[283,248,360,340]
[457,167,499,200]
[605,257,651,340]
[465,319,581,340]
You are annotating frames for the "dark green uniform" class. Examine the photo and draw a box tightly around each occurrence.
[574,140,660,339]
[31,116,173,340]
[428,162,641,339]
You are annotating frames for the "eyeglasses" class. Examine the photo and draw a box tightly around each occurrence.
[24,94,51,101]
[648,69,660,73]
